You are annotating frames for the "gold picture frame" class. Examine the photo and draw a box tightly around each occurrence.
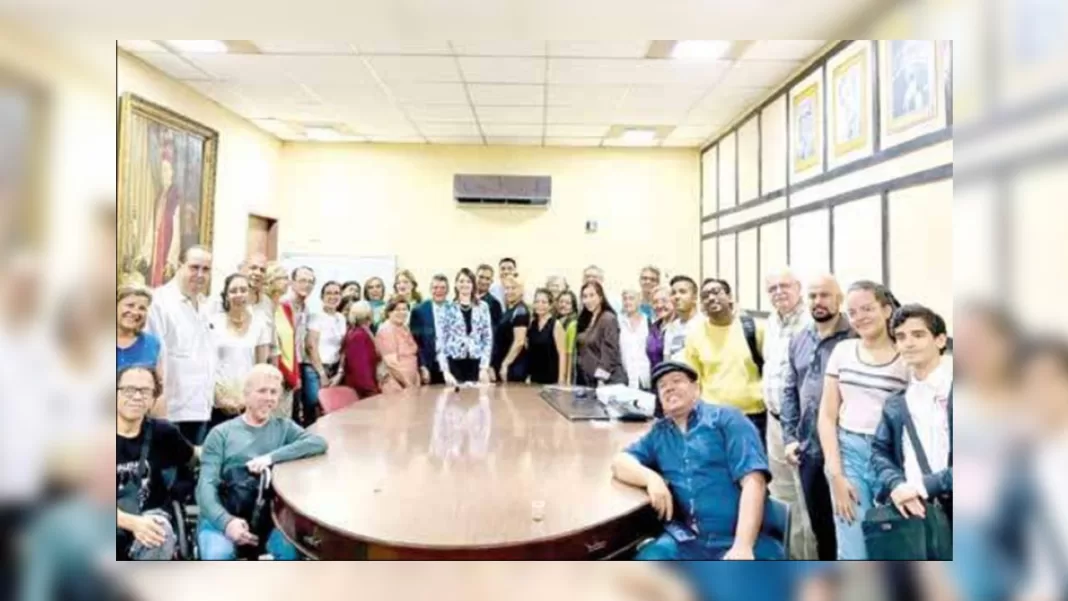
[881,40,939,134]
[830,46,870,158]
[117,93,218,288]
[792,81,821,174]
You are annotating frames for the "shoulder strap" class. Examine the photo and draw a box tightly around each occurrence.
[740,314,764,375]
[900,399,933,476]
[137,420,154,479]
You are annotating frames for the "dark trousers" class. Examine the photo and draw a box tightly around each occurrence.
[746,410,768,453]
[448,358,481,383]
[799,452,838,561]
[426,365,446,385]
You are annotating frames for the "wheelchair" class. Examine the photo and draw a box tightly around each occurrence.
[163,464,201,560]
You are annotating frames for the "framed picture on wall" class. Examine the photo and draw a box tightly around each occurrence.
[830,45,871,158]
[117,93,218,288]
[791,81,821,174]
[881,40,938,133]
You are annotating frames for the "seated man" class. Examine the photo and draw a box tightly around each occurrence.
[116,365,197,560]
[612,360,783,560]
[196,364,328,560]
[872,304,952,518]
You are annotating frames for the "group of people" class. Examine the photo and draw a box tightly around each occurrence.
[115,242,958,561]
[611,270,955,560]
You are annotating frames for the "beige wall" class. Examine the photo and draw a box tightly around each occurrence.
[277,143,699,299]
[700,39,953,329]
[116,51,284,289]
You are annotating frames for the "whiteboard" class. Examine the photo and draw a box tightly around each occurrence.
[280,252,397,315]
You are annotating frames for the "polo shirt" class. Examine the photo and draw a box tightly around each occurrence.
[681,318,766,415]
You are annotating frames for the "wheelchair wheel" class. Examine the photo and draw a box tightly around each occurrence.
[172,500,192,560]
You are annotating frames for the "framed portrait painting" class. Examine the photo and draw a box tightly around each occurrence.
[881,40,938,133]
[830,44,871,160]
[117,93,217,288]
[791,80,822,175]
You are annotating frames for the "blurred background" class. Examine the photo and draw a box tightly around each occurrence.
[1,0,1067,598]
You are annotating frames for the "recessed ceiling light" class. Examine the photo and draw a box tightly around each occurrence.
[671,40,730,60]
[167,40,228,54]
[620,129,658,143]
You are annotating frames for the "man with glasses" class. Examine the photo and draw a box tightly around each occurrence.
[146,245,215,443]
[116,365,197,560]
[761,268,818,559]
[681,278,768,442]
[288,266,316,425]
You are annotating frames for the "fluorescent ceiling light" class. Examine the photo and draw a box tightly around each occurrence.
[671,40,730,60]
[620,129,657,143]
[167,40,228,53]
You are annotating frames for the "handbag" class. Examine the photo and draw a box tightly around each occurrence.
[863,402,952,560]
[219,467,274,557]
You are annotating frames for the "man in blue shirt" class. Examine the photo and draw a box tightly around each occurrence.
[612,360,783,560]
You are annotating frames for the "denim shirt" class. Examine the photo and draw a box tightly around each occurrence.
[626,402,771,548]
[779,315,855,455]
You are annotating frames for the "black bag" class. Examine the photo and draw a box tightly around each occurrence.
[863,403,952,560]
[740,313,764,376]
[218,466,274,553]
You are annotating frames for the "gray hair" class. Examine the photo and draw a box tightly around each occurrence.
[348,300,374,326]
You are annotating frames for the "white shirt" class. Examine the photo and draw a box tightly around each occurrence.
[146,280,216,422]
[903,356,953,498]
[309,310,347,365]
[619,312,650,389]
[663,312,697,361]
[761,303,811,415]
[210,311,272,392]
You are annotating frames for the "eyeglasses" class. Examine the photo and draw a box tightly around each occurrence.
[118,386,154,398]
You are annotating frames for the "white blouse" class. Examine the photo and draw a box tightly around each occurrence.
[619,313,651,389]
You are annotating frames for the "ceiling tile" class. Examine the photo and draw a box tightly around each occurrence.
[450,42,546,57]
[134,52,212,80]
[661,138,708,147]
[485,136,543,146]
[631,60,731,86]
[404,104,475,122]
[610,109,686,126]
[364,56,461,82]
[386,82,469,104]
[468,84,544,106]
[418,122,482,136]
[481,123,543,136]
[367,135,426,144]
[603,138,659,147]
[548,41,651,58]
[548,58,644,85]
[458,57,545,84]
[475,105,543,123]
[545,137,603,147]
[547,85,628,106]
[119,40,165,53]
[668,125,714,139]
[546,124,610,137]
[252,41,356,55]
[719,60,801,87]
[271,55,375,86]
[427,136,484,145]
[356,42,452,55]
[621,85,709,108]
[304,82,390,107]
[349,121,420,137]
[743,40,826,61]
[546,105,617,123]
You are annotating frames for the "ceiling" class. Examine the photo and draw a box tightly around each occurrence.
[119,40,831,148]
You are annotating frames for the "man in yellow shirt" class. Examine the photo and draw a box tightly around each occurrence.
[682,278,768,445]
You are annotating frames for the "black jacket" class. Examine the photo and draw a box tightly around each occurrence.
[871,389,953,507]
[409,300,440,373]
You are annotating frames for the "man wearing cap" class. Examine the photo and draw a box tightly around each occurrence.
[612,361,782,560]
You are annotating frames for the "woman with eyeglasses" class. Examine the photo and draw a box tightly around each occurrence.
[210,273,273,425]
[645,285,674,377]
[375,296,421,393]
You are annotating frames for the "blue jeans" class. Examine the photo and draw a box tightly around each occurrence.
[635,532,784,560]
[197,521,300,560]
[299,363,321,427]
[826,429,877,559]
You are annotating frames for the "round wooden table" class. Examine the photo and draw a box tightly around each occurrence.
[271,384,660,559]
